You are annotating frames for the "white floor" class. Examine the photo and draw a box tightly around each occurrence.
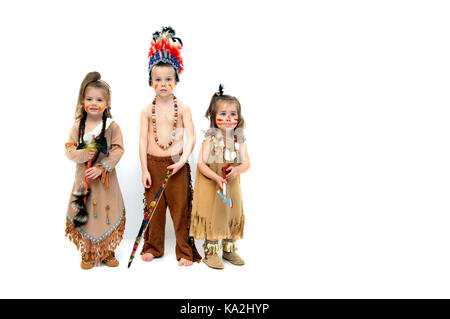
[2,236,278,299]
[4,220,450,299]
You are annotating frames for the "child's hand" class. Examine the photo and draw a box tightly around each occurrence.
[167,161,184,176]
[215,175,227,190]
[225,166,239,180]
[85,166,103,180]
[142,171,152,189]
[87,149,97,161]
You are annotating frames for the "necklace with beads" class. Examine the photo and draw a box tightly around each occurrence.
[152,95,178,150]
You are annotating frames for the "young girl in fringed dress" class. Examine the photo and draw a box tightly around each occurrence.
[190,85,250,269]
[65,72,126,269]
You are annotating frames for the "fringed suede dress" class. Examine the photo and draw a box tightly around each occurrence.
[64,119,126,264]
[190,130,245,244]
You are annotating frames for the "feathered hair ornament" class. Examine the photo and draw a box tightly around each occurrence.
[216,84,224,96]
[148,26,184,75]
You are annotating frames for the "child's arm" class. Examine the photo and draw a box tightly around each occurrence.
[197,139,227,190]
[225,142,250,180]
[65,122,89,163]
[167,103,196,174]
[139,106,151,188]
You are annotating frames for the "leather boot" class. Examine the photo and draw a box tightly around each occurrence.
[203,253,224,269]
[222,251,245,265]
[102,251,119,267]
[81,253,94,270]
[203,240,223,269]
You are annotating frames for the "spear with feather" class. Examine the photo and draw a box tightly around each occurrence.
[128,170,172,268]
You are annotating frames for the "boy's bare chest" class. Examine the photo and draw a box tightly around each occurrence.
[146,104,185,153]
[153,107,178,125]
[150,106,183,129]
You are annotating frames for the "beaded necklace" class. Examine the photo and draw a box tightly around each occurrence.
[152,95,178,150]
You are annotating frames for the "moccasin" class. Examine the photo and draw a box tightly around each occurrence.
[203,253,224,269]
[222,251,245,266]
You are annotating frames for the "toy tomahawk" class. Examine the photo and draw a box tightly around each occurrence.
[128,170,172,268]
[217,163,233,208]
[72,135,107,228]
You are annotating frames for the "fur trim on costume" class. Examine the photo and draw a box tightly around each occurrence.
[203,127,246,143]
[71,188,90,228]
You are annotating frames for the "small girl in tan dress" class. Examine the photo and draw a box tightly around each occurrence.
[190,85,250,269]
[65,72,126,269]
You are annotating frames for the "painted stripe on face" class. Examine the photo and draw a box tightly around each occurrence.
[168,83,173,89]
[154,83,159,90]
[98,103,104,112]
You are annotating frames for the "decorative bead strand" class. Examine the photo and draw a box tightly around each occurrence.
[152,95,178,150]
[93,200,98,217]
[106,205,111,224]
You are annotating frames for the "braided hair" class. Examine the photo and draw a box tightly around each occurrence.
[75,71,112,143]
[75,72,112,164]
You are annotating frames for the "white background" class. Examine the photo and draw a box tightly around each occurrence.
[0,0,449,298]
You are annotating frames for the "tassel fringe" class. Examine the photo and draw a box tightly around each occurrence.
[96,164,110,189]
[189,214,245,241]
[65,213,126,265]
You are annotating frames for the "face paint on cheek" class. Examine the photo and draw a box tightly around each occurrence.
[98,103,104,112]
[233,118,238,125]
[153,83,159,90]
[85,105,89,112]
[168,83,173,90]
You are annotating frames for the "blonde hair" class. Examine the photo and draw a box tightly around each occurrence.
[75,71,112,120]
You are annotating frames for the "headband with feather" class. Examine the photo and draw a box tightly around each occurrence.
[148,26,184,75]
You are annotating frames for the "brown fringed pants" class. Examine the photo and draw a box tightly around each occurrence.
[141,154,200,262]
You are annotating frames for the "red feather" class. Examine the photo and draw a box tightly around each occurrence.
[148,33,184,74]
